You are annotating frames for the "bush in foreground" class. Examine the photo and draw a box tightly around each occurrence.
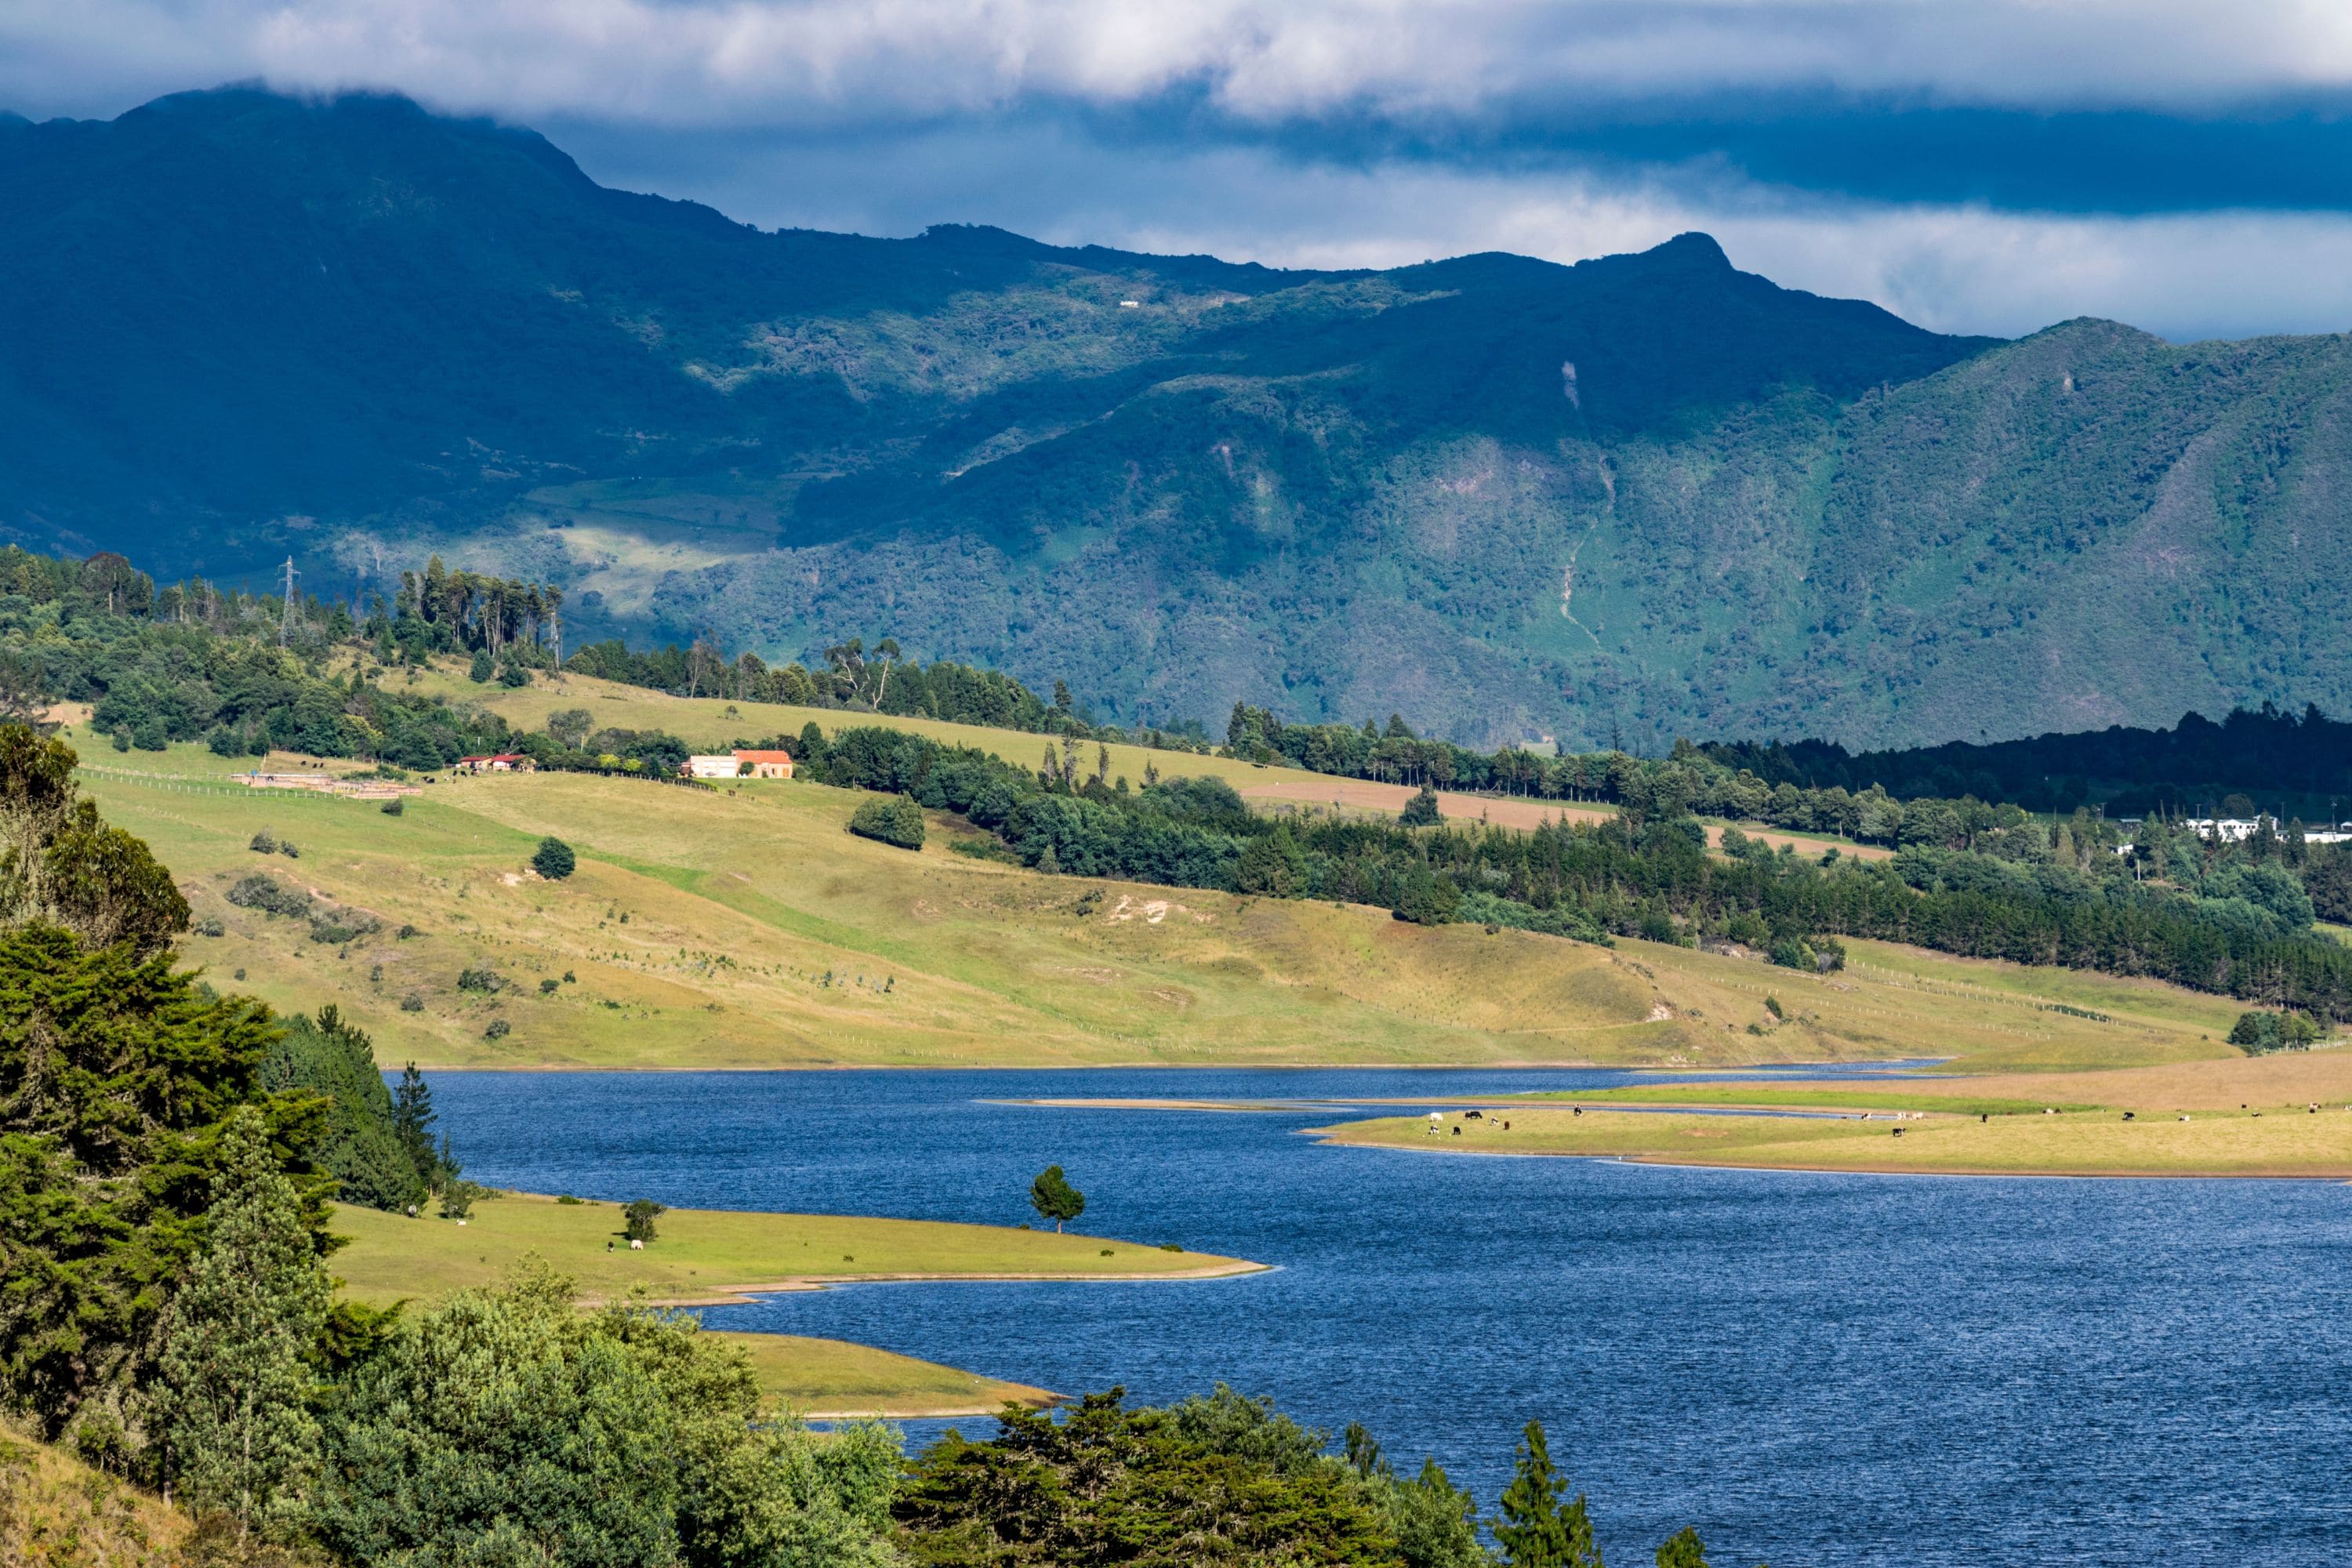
[314,1267,898,1568]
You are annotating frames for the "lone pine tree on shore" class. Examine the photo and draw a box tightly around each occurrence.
[1029,1166,1085,1232]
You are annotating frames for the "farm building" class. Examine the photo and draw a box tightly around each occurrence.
[732,748,795,779]
[456,753,535,773]
[684,749,795,780]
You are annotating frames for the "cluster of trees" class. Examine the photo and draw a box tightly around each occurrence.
[0,548,524,766]
[1221,702,2088,852]
[799,723,2352,1019]
[848,794,927,850]
[2227,1010,2323,1054]
[900,1390,1720,1568]
[565,630,1214,752]
[390,556,564,666]
[1708,703,2352,817]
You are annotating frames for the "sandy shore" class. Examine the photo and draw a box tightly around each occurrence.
[631,1257,1271,1308]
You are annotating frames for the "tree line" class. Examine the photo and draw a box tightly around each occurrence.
[798,724,2352,1020]
[1705,702,2352,817]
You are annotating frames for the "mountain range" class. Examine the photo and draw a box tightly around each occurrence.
[4,86,2348,750]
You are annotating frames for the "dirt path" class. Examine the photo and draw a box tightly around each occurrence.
[1239,779,1890,859]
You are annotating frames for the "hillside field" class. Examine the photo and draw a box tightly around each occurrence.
[69,729,2249,1074]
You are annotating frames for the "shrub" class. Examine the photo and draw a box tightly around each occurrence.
[396,923,419,939]
[482,1019,511,1042]
[539,978,559,995]
[226,873,311,920]
[1398,785,1443,826]
[194,916,225,938]
[556,1194,583,1205]
[622,1199,666,1243]
[2229,1010,2322,1054]
[848,794,927,850]
[278,840,299,858]
[399,994,424,1012]
[467,651,492,683]
[309,913,383,945]
[380,797,404,815]
[532,837,576,879]
[456,967,499,993]
[248,830,277,854]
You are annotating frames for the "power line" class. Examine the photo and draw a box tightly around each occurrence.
[278,557,299,646]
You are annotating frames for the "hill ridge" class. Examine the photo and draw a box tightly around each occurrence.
[6,86,2349,750]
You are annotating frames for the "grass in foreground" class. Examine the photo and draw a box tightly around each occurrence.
[1313,1103,2352,1178]
[328,1193,1251,1307]
[0,1428,189,1566]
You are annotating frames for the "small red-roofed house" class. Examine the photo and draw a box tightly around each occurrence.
[732,748,795,779]
[456,753,536,774]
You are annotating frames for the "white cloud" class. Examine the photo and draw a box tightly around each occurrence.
[9,0,2352,126]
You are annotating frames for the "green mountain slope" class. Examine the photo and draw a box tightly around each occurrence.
[9,87,2348,748]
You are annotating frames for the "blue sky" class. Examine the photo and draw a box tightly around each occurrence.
[6,0,2352,340]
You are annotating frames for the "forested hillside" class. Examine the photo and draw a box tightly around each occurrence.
[9,87,2352,748]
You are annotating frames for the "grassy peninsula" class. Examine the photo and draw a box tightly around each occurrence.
[1312,1049,2352,1178]
[328,1194,1255,1415]
[328,1193,1254,1305]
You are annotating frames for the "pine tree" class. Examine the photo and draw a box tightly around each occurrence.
[1654,1526,1709,1568]
[151,1107,328,1537]
[1494,1421,1600,1568]
[391,1063,437,1195]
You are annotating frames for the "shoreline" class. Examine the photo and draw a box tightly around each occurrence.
[626,1258,1271,1308]
[1311,1134,2352,1182]
[412,1055,1939,1075]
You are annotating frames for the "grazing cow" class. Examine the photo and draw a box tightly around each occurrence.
[1572,1106,1584,1117]
[1892,1127,1904,1138]
[1450,1125,1462,1137]
[1465,1109,1484,1120]
[630,1238,644,1250]
[2122,1112,2135,1121]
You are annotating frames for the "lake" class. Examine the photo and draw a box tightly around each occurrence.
[431,1068,2352,1567]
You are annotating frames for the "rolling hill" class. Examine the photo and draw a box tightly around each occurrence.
[72,731,2242,1074]
[9,88,2352,749]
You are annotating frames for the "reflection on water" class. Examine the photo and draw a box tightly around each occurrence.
[432,1067,2352,1568]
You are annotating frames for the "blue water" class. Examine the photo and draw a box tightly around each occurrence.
[430,1068,2352,1567]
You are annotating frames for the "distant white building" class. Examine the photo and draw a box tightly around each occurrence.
[684,754,742,780]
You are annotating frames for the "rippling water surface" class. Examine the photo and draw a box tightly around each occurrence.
[430,1068,2352,1567]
